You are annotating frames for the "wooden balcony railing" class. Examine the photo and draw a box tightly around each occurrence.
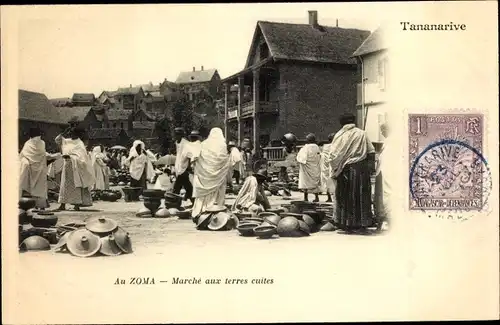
[262,145,304,161]
[226,100,279,120]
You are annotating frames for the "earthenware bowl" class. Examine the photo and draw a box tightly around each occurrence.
[142,189,166,198]
[262,214,281,227]
[236,223,260,237]
[277,217,300,236]
[19,235,51,252]
[155,208,171,218]
[31,212,58,228]
[19,197,37,211]
[297,220,311,236]
[177,210,192,220]
[254,225,277,239]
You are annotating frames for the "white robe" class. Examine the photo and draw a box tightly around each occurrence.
[174,138,191,176]
[376,138,393,221]
[57,135,95,189]
[154,173,174,192]
[296,143,321,192]
[126,140,155,181]
[91,146,108,190]
[19,137,51,204]
[227,147,243,182]
[327,124,375,178]
[320,143,336,194]
[191,128,230,217]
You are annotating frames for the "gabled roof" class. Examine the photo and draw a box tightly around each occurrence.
[88,128,129,140]
[245,21,370,67]
[72,93,95,102]
[60,106,94,122]
[98,90,118,103]
[116,86,143,95]
[352,26,386,57]
[175,69,218,84]
[161,80,178,89]
[138,83,161,93]
[106,109,133,121]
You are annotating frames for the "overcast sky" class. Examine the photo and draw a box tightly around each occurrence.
[17,3,385,98]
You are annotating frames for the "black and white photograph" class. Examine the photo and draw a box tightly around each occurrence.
[2,2,498,323]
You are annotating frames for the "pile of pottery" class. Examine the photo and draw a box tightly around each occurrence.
[53,217,133,257]
[194,205,238,231]
[19,197,60,249]
[90,189,122,202]
[109,170,131,186]
[282,201,336,231]
[136,191,191,219]
[235,211,279,239]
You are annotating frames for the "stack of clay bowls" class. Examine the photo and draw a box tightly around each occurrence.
[19,197,62,250]
[195,205,238,231]
[164,192,183,209]
[54,217,133,257]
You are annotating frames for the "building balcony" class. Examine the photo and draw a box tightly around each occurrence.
[226,100,279,120]
[356,82,387,106]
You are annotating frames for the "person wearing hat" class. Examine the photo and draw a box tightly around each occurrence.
[320,133,336,202]
[55,126,95,211]
[172,127,194,205]
[227,140,243,187]
[296,133,321,202]
[231,168,271,212]
[188,130,202,142]
[326,113,376,232]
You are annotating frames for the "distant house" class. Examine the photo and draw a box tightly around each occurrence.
[103,109,133,130]
[114,86,145,111]
[87,128,131,148]
[50,97,73,107]
[60,105,102,131]
[221,11,370,151]
[97,90,119,106]
[71,93,96,106]
[159,79,180,101]
[352,26,388,142]
[138,82,161,97]
[139,95,168,119]
[19,89,68,151]
[175,66,222,101]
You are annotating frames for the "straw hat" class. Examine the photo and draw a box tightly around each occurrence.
[67,229,101,257]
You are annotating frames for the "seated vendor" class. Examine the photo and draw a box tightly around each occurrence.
[231,169,271,212]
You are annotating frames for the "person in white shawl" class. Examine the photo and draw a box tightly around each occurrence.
[296,133,322,202]
[231,169,271,213]
[19,128,59,209]
[188,130,203,188]
[55,126,95,211]
[320,133,336,202]
[327,114,376,232]
[374,123,392,230]
[172,127,195,205]
[190,128,230,218]
[91,146,109,191]
[227,141,243,187]
[125,140,155,190]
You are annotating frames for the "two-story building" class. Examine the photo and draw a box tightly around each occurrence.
[159,78,180,101]
[71,93,96,106]
[115,86,145,111]
[102,109,133,130]
[352,26,388,142]
[221,11,370,151]
[175,66,222,101]
[139,95,169,120]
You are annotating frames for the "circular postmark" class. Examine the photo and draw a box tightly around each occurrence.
[409,139,492,213]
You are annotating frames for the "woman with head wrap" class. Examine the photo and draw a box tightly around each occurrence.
[327,113,376,232]
[90,146,109,191]
[296,133,322,202]
[125,140,155,190]
[320,133,336,202]
[19,127,60,209]
[55,126,95,211]
[190,128,230,218]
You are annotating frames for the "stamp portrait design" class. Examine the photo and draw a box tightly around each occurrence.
[408,114,488,211]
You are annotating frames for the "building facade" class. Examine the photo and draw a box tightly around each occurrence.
[175,66,222,101]
[352,27,389,142]
[115,86,145,111]
[222,11,370,151]
[71,93,96,106]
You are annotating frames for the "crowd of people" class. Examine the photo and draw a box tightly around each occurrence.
[19,112,392,232]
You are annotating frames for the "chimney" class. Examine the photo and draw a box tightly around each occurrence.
[192,67,196,72]
[336,19,338,27]
[308,10,318,26]
[129,84,132,88]
[201,66,204,71]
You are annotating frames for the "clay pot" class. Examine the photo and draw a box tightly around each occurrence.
[143,198,162,212]
[236,222,260,237]
[155,208,171,218]
[277,217,300,237]
[113,227,133,254]
[254,225,277,239]
[99,235,123,256]
[301,214,317,233]
[19,197,37,211]
[19,235,51,252]
[19,209,31,225]
[31,212,58,228]
[85,217,118,235]
[177,210,192,220]
[261,214,281,227]
[67,229,101,258]
[142,189,166,198]
[283,133,297,144]
[136,207,152,218]
[122,187,142,202]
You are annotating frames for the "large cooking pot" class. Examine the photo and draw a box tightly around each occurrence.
[142,189,166,198]
[19,235,51,252]
[122,187,142,202]
[277,217,300,237]
[19,209,31,225]
[31,212,58,228]
[19,197,37,211]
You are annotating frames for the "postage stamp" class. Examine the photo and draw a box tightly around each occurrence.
[408,113,491,211]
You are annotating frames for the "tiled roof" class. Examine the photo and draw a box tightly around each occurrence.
[254,21,370,65]
[19,90,93,125]
[116,86,143,95]
[138,83,160,93]
[106,109,132,121]
[133,121,156,129]
[352,26,386,57]
[72,93,95,102]
[175,69,217,84]
[88,128,128,139]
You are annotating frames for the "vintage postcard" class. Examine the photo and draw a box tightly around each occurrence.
[2,2,498,323]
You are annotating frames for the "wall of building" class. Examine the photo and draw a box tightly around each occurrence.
[274,61,360,142]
